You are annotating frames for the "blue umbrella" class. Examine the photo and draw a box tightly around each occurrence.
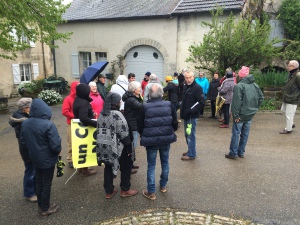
[80,61,109,84]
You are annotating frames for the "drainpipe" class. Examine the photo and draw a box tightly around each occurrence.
[41,41,47,79]
[52,40,57,79]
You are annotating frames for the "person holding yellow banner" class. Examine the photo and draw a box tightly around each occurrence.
[96,92,138,199]
[73,83,97,176]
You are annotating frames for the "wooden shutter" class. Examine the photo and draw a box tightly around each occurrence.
[12,64,21,84]
[71,53,80,78]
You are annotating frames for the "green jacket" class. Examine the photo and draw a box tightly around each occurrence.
[282,71,300,105]
[231,74,264,121]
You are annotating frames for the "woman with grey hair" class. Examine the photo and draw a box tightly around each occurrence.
[143,74,160,103]
[122,81,143,173]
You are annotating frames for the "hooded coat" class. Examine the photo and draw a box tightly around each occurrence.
[73,83,97,128]
[110,75,129,110]
[62,81,79,124]
[195,76,210,97]
[231,74,264,121]
[20,98,61,169]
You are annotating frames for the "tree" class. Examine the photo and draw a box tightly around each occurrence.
[186,9,281,75]
[278,0,300,61]
[0,0,72,59]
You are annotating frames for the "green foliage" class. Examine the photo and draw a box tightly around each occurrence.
[186,8,281,75]
[253,70,288,88]
[38,89,63,105]
[18,80,44,94]
[259,98,277,110]
[279,0,300,41]
[0,0,72,59]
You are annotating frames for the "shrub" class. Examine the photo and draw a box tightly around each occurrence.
[38,90,63,106]
[18,80,44,94]
[260,98,277,110]
[253,71,288,89]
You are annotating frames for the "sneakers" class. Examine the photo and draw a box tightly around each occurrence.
[39,204,59,218]
[160,187,167,193]
[142,190,156,200]
[26,195,37,203]
[81,168,97,176]
[105,189,118,199]
[279,129,291,134]
[181,155,195,161]
[219,124,229,128]
[120,189,138,197]
[225,154,237,159]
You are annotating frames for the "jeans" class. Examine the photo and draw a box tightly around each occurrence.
[23,161,36,198]
[184,118,198,158]
[146,145,170,194]
[222,104,230,125]
[104,149,133,193]
[35,166,55,212]
[229,119,252,157]
[132,131,138,149]
[281,102,297,131]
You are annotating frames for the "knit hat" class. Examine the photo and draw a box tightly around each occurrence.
[165,76,173,81]
[174,72,178,76]
[17,98,32,109]
[145,72,151,77]
[226,71,233,78]
[238,66,250,78]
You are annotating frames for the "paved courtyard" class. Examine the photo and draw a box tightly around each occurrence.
[0,98,299,225]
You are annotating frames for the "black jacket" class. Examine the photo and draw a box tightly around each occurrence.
[208,78,220,101]
[20,98,61,169]
[73,84,97,128]
[9,110,31,162]
[178,73,185,101]
[163,82,179,103]
[122,91,143,131]
[180,80,205,119]
[138,98,177,147]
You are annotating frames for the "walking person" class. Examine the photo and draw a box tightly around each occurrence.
[225,66,264,159]
[9,98,37,203]
[218,71,235,128]
[279,60,300,134]
[138,84,177,200]
[180,71,205,160]
[96,92,138,199]
[20,98,62,218]
[208,71,220,118]
[62,81,79,168]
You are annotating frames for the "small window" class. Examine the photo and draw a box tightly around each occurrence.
[153,52,158,59]
[133,52,138,58]
[80,52,92,70]
[96,52,107,61]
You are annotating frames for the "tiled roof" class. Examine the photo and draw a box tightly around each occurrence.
[174,0,244,14]
[63,0,180,21]
[63,0,244,21]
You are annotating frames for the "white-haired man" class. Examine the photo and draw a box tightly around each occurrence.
[279,60,300,134]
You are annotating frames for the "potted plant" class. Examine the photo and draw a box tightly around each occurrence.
[18,80,44,98]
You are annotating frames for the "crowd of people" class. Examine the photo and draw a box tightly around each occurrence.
[9,60,300,218]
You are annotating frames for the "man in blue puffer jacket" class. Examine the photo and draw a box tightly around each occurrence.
[138,84,177,200]
[21,98,61,218]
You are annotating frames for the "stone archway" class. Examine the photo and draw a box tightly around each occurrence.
[121,38,170,76]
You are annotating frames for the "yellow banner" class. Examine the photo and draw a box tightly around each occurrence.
[71,119,98,168]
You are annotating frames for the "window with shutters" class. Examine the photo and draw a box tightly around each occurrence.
[80,52,92,71]
[20,64,31,81]
[96,52,108,75]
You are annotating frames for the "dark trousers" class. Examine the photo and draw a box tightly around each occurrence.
[222,103,230,125]
[210,100,216,117]
[104,149,133,194]
[171,102,178,122]
[35,166,55,212]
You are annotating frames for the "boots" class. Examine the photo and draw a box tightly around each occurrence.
[80,167,97,177]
